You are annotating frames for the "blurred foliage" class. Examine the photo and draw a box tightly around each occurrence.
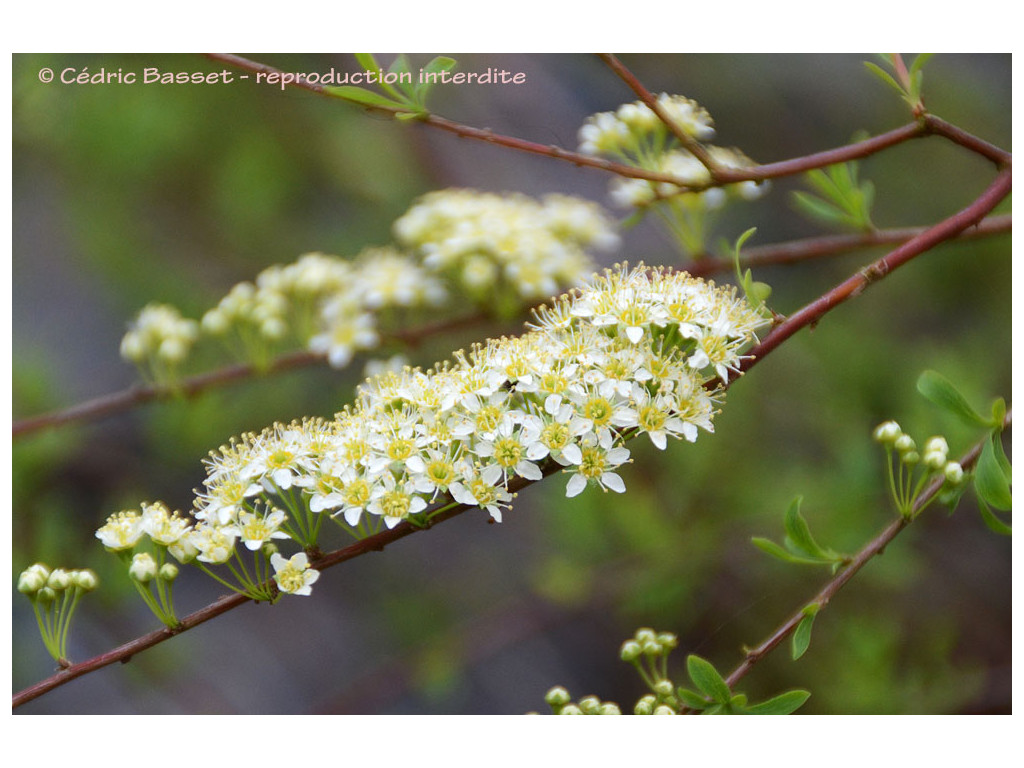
[11,53,1010,714]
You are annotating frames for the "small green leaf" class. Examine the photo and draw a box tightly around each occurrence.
[415,56,457,108]
[864,61,906,96]
[792,190,853,228]
[977,498,1011,536]
[751,537,829,566]
[784,497,831,560]
[743,689,811,715]
[676,687,710,710]
[792,611,816,660]
[324,85,406,111]
[975,435,1012,511]
[909,53,935,77]
[353,53,381,72]
[387,54,417,101]
[916,370,989,427]
[686,655,732,705]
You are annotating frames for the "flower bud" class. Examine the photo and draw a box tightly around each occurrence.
[873,420,902,444]
[36,586,57,605]
[653,704,676,715]
[47,568,71,591]
[634,694,656,715]
[17,569,46,595]
[159,563,179,582]
[902,451,920,467]
[544,686,571,707]
[578,696,601,714]
[558,704,583,715]
[656,632,678,650]
[923,436,948,457]
[642,640,661,656]
[620,639,642,662]
[653,679,675,697]
[923,450,947,471]
[129,553,158,583]
[894,434,916,455]
[634,627,657,644]
[72,569,99,591]
[944,461,965,485]
[600,703,622,715]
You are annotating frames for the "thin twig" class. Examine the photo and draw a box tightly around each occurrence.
[738,168,1012,373]
[713,410,1011,699]
[13,312,492,439]
[683,213,1011,278]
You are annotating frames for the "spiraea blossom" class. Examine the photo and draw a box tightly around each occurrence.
[178,264,767,583]
[392,189,619,302]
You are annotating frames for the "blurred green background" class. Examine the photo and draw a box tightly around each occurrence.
[12,53,1011,714]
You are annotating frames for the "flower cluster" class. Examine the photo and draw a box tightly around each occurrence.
[873,420,968,517]
[184,264,766,590]
[119,303,200,386]
[18,563,98,664]
[393,188,619,304]
[122,190,616,380]
[577,94,768,256]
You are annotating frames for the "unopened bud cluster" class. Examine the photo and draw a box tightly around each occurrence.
[543,686,621,715]
[17,563,98,665]
[122,189,618,380]
[873,420,967,517]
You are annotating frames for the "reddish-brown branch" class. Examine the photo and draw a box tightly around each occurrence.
[716,411,1011,697]
[683,213,1011,278]
[739,168,1011,373]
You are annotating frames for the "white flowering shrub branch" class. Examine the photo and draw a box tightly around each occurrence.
[13,53,1011,712]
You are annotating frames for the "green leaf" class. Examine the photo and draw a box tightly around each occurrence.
[916,370,989,427]
[742,689,811,715]
[676,687,711,710]
[977,498,1011,536]
[353,53,381,72]
[416,55,458,106]
[324,85,406,111]
[792,190,854,229]
[975,435,1012,511]
[751,537,830,566]
[792,610,817,660]
[686,655,732,705]
[784,496,832,560]
[387,54,417,101]
[864,61,906,97]
[909,53,935,77]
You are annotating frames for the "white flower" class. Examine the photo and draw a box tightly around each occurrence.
[563,432,631,498]
[234,508,291,551]
[96,511,145,551]
[271,552,320,596]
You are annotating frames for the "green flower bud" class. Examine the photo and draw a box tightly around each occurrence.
[634,694,656,715]
[656,632,678,650]
[159,563,179,582]
[944,461,965,485]
[36,586,57,605]
[634,627,657,644]
[578,696,601,714]
[544,686,571,707]
[923,436,948,457]
[558,704,583,715]
[873,421,902,444]
[47,568,71,591]
[72,569,99,592]
[894,434,916,455]
[653,679,675,698]
[923,449,947,471]
[18,569,46,595]
[620,639,642,662]
[262,542,280,558]
[600,703,622,715]
[642,640,661,656]
[653,704,676,715]
[129,552,157,583]
[902,451,920,467]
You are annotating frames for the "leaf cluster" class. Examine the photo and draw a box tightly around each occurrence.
[677,655,810,714]
[791,160,875,232]
[326,53,457,120]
